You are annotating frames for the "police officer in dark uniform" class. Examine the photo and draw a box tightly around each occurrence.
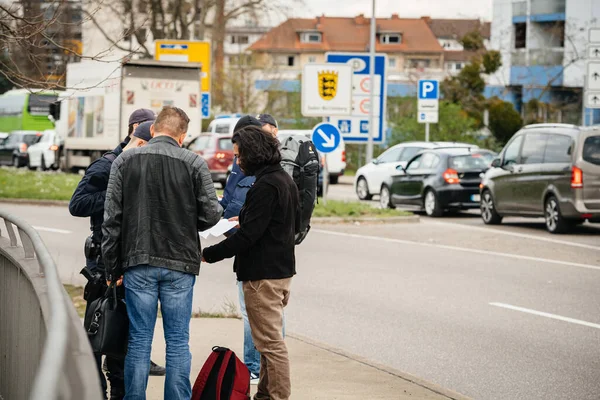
[70,110,165,400]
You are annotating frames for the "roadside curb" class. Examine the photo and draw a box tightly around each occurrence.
[0,198,69,207]
[312,215,420,224]
[287,332,471,400]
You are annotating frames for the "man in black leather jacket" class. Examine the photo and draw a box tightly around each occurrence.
[69,110,165,400]
[102,106,222,399]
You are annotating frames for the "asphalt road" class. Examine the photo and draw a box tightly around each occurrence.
[1,193,599,399]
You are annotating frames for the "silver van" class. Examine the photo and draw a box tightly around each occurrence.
[479,124,600,233]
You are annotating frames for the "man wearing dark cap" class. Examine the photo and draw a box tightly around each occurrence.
[69,110,164,400]
[256,113,278,137]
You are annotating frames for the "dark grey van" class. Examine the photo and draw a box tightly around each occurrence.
[479,124,600,233]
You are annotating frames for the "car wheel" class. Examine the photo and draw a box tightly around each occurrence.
[356,177,372,200]
[545,195,570,234]
[424,189,443,217]
[379,185,395,209]
[329,175,339,185]
[41,155,48,171]
[480,190,503,225]
[12,156,20,168]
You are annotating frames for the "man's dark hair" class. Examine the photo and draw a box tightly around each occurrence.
[232,125,281,175]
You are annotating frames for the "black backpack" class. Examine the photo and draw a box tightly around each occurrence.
[280,135,319,245]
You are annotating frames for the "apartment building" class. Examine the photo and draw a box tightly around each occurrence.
[425,18,491,75]
[249,14,444,81]
[490,0,600,124]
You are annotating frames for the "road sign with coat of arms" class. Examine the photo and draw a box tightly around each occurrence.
[318,70,338,101]
[302,64,352,117]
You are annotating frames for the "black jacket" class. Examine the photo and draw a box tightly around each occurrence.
[203,164,299,282]
[69,139,129,271]
[102,136,222,280]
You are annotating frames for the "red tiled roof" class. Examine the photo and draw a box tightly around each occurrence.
[444,50,481,62]
[426,18,491,40]
[249,15,443,54]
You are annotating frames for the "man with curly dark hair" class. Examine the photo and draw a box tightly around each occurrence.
[203,125,299,400]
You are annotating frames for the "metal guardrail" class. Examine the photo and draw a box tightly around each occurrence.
[0,209,102,400]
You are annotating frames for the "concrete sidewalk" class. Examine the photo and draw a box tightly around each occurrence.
[146,318,468,400]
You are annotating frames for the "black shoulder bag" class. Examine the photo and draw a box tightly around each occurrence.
[84,282,129,358]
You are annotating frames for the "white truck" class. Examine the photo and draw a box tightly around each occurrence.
[53,59,202,171]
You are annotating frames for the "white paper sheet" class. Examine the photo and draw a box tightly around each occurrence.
[198,219,238,239]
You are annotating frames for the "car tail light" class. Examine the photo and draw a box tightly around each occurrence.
[215,152,226,159]
[50,144,59,151]
[342,150,346,162]
[443,168,460,184]
[571,166,583,189]
[19,143,27,153]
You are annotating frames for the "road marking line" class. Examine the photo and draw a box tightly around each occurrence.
[424,220,599,251]
[312,229,600,271]
[33,226,72,234]
[489,302,600,330]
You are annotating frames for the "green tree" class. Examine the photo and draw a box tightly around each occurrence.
[488,98,523,145]
[387,98,479,146]
[441,29,503,126]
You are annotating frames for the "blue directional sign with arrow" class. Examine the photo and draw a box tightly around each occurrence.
[311,123,341,154]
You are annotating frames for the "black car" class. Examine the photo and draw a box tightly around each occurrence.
[381,148,491,217]
[0,131,41,167]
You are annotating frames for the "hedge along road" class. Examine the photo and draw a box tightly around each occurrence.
[1,202,599,400]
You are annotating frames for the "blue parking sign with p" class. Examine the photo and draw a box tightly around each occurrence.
[418,80,439,100]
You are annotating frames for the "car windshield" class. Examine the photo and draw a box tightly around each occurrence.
[449,154,489,170]
[23,134,41,145]
[582,135,600,166]
[191,136,211,151]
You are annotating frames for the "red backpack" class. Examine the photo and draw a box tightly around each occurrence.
[192,346,251,400]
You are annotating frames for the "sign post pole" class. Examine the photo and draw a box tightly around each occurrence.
[425,122,430,142]
[366,0,376,164]
[322,157,329,205]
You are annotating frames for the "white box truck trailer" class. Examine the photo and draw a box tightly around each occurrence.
[53,59,202,171]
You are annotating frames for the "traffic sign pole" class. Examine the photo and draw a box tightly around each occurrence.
[366,0,376,164]
[425,123,430,142]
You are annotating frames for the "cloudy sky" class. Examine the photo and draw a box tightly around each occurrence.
[297,0,493,21]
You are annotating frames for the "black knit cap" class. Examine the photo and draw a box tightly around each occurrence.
[233,115,262,133]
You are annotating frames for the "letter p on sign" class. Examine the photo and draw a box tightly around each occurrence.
[418,80,439,100]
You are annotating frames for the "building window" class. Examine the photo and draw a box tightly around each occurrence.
[308,56,317,63]
[455,62,463,70]
[231,35,249,45]
[381,34,401,44]
[408,59,430,69]
[514,23,526,49]
[288,56,295,67]
[300,32,322,43]
[388,57,397,68]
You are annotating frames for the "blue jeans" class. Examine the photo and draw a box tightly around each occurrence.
[238,281,285,377]
[124,265,195,400]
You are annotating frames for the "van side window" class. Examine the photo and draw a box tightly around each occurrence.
[503,135,523,166]
[520,133,547,164]
[582,136,600,166]
[543,135,572,164]
[215,124,230,134]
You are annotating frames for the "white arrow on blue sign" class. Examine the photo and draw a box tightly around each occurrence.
[311,123,341,154]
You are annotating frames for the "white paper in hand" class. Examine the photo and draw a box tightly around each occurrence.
[198,219,239,239]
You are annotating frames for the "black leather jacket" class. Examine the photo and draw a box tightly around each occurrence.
[102,136,222,280]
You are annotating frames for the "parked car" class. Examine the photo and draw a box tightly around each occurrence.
[354,141,479,201]
[0,131,41,167]
[480,124,600,233]
[278,129,346,184]
[381,148,489,216]
[206,116,241,135]
[0,132,8,141]
[187,133,234,186]
[27,129,62,170]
